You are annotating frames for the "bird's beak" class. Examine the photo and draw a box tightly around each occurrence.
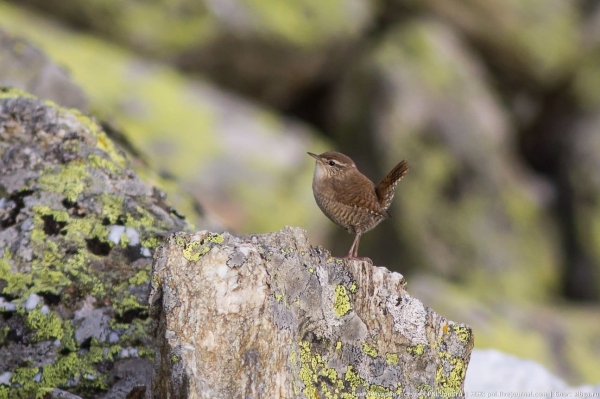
[307,152,320,161]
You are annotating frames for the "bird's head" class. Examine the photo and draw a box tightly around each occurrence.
[307,151,357,180]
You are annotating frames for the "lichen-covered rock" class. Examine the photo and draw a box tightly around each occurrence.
[0,88,190,398]
[150,227,473,398]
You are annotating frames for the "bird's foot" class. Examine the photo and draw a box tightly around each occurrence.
[341,255,373,264]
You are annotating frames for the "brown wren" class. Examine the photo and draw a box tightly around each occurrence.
[308,151,409,260]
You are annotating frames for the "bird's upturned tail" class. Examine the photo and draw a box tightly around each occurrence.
[376,160,409,211]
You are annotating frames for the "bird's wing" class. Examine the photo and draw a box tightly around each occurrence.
[331,174,389,219]
[376,160,409,211]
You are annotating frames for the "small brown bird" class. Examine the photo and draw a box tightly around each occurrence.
[308,151,409,260]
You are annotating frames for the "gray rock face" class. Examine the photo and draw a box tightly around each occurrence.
[0,89,188,398]
[150,227,473,398]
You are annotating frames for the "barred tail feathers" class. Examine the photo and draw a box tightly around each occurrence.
[376,160,409,211]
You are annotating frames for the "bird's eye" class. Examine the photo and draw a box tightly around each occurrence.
[328,161,336,166]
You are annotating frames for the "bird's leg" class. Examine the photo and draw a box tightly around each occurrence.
[344,232,372,263]
[352,232,361,258]
[347,232,361,258]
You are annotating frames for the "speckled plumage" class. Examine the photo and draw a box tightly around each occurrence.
[308,151,409,259]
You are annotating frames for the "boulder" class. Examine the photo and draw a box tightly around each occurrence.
[150,227,474,398]
[0,89,188,398]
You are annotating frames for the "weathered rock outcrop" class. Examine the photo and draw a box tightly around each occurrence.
[150,227,474,398]
[0,89,189,398]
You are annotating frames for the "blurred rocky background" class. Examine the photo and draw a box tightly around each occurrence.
[0,0,599,389]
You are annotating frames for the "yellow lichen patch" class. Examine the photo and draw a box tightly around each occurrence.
[12,366,39,388]
[128,270,148,286]
[94,131,126,169]
[366,384,393,399]
[417,383,433,399]
[435,352,465,397]
[290,349,297,366]
[322,367,337,382]
[100,194,125,225]
[336,341,342,351]
[181,233,224,262]
[349,282,358,294]
[452,325,471,343]
[141,236,161,249]
[407,344,425,357]
[297,341,342,398]
[175,236,186,248]
[274,292,284,302]
[207,233,225,244]
[362,343,378,358]
[343,365,366,396]
[334,285,352,317]
[88,153,124,176]
[299,341,317,398]
[182,241,209,262]
[385,353,399,365]
[395,382,403,395]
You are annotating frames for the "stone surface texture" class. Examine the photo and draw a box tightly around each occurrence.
[150,227,474,398]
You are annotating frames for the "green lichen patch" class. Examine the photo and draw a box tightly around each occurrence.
[334,284,352,317]
[38,163,89,203]
[23,309,64,342]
